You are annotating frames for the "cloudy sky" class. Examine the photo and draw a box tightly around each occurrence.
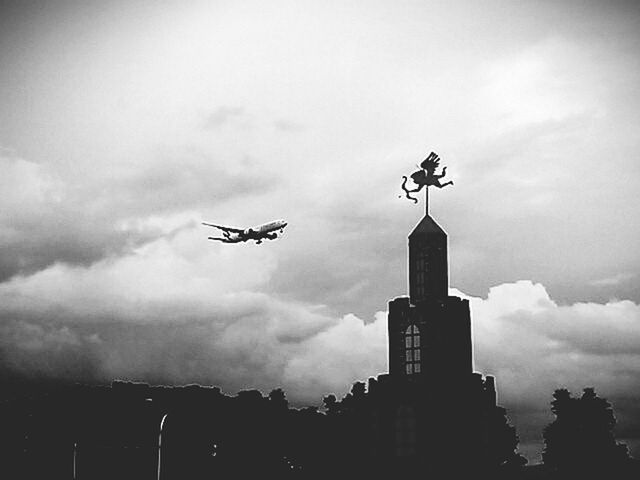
[1,0,639,462]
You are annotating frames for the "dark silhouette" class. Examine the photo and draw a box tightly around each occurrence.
[356,203,526,477]
[401,151,453,203]
[543,388,633,478]
[0,378,527,479]
[322,378,524,477]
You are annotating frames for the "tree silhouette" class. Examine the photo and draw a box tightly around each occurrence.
[543,388,630,477]
[486,406,527,470]
[0,380,533,479]
[321,380,525,476]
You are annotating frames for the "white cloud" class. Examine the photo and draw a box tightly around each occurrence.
[452,281,640,407]
[283,312,388,401]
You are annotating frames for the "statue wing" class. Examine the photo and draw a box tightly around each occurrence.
[420,152,440,171]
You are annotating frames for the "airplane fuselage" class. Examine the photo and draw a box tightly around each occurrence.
[240,219,287,242]
[245,220,287,237]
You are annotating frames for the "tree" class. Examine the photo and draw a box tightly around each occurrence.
[543,388,630,476]
[268,388,289,411]
[486,406,527,470]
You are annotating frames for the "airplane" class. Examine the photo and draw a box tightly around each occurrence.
[201,219,288,244]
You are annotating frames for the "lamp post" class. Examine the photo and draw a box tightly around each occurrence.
[73,442,77,480]
[157,414,168,480]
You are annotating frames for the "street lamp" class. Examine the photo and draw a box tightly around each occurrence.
[157,414,168,480]
[73,442,77,480]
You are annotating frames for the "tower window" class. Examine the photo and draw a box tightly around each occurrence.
[415,250,428,298]
[404,325,421,375]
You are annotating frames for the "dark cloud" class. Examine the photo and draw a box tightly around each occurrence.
[0,215,164,282]
[0,308,386,405]
[0,300,324,401]
[0,318,103,384]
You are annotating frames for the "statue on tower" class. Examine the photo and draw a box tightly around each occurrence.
[401,151,453,204]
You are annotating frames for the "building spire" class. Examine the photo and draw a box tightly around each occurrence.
[408,211,448,302]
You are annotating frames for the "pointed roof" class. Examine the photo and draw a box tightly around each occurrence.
[409,214,447,239]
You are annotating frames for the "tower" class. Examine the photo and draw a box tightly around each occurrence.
[387,208,472,382]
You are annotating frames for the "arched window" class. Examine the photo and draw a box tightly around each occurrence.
[404,325,421,375]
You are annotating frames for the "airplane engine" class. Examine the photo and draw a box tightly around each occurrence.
[243,228,253,236]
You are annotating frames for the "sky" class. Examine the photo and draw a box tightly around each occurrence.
[1,0,639,463]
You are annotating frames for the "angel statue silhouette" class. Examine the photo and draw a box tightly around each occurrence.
[400,151,453,204]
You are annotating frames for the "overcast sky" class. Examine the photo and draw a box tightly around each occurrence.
[1,0,639,462]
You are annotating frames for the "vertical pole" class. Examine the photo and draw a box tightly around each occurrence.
[425,186,429,216]
[73,442,77,480]
[157,414,168,480]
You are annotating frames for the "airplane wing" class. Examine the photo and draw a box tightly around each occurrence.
[201,222,244,233]
[207,237,233,243]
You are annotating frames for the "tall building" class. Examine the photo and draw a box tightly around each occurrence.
[366,205,501,474]
[388,213,472,382]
